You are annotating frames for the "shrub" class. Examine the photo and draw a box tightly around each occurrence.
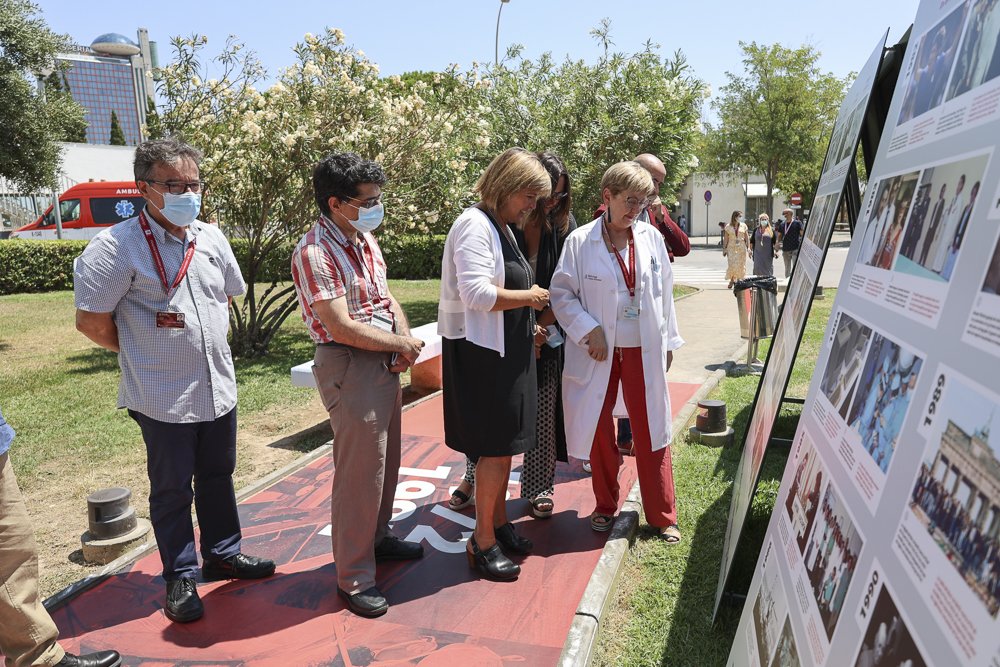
[0,240,87,294]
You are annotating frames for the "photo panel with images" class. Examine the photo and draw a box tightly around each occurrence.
[851,564,929,667]
[784,432,828,562]
[801,193,839,274]
[947,0,1000,102]
[768,617,801,667]
[819,311,875,418]
[849,150,991,326]
[895,365,1000,662]
[963,186,1000,356]
[751,539,792,667]
[897,2,968,125]
[795,480,864,659]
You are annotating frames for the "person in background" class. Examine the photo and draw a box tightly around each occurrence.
[724,210,750,288]
[439,148,550,580]
[0,408,121,667]
[750,213,778,277]
[290,152,426,618]
[776,208,803,277]
[552,161,684,543]
[75,138,275,625]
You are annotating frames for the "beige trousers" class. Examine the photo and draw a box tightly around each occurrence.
[313,345,401,594]
[0,453,64,667]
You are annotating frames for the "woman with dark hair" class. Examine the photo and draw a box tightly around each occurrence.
[438,148,550,580]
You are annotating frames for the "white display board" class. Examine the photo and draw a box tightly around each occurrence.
[729,1,1000,664]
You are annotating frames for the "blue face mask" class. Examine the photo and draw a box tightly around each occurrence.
[151,192,202,227]
[348,202,385,234]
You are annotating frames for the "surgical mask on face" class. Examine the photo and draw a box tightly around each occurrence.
[760,220,769,227]
[151,191,202,227]
[347,202,385,233]
[737,216,745,224]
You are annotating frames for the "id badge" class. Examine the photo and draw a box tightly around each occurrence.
[370,311,394,332]
[623,304,640,320]
[156,311,186,329]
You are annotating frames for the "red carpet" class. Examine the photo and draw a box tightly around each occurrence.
[43,382,699,666]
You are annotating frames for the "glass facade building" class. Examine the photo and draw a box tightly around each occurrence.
[61,56,143,145]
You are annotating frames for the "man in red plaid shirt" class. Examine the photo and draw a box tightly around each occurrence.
[291,153,425,618]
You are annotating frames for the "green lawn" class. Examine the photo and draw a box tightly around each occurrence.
[593,289,835,667]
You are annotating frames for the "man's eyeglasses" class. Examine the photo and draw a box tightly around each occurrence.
[623,196,652,210]
[144,180,205,195]
[346,194,384,209]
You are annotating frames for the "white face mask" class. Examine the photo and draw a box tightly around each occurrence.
[149,191,201,227]
[737,216,745,224]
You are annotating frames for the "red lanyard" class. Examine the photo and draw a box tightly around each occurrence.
[138,211,196,295]
[604,220,635,298]
[337,235,381,300]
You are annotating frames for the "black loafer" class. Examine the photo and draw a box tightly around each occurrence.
[55,651,122,667]
[202,553,276,581]
[374,535,425,561]
[165,578,203,623]
[338,585,389,617]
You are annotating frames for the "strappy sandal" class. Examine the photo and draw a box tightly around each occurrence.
[590,513,614,532]
[448,481,474,510]
[660,525,682,544]
[530,496,554,519]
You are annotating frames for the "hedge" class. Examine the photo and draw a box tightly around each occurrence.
[0,233,446,295]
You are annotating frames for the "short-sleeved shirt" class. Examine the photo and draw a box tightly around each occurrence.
[780,219,803,250]
[0,406,14,456]
[290,214,393,344]
[74,216,247,423]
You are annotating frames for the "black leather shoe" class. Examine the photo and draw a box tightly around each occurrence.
[466,536,520,581]
[55,651,122,667]
[202,553,276,581]
[374,535,424,561]
[338,585,389,617]
[495,522,533,555]
[165,578,203,623]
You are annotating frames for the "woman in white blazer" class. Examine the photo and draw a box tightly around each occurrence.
[550,161,685,542]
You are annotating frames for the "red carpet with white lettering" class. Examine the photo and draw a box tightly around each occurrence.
[47,385,698,666]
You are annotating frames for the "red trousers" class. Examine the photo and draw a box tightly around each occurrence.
[591,347,678,527]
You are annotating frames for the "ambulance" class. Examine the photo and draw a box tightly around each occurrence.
[10,181,147,240]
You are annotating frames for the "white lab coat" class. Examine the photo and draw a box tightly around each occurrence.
[550,217,685,459]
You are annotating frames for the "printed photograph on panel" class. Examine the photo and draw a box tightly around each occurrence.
[897,3,969,123]
[946,0,1000,101]
[820,313,874,419]
[853,584,928,667]
[802,484,863,640]
[858,171,919,270]
[803,193,838,252]
[768,617,801,667]
[981,233,1000,294]
[895,152,989,281]
[786,436,825,555]
[844,334,924,473]
[752,553,787,667]
[908,373,1000,617]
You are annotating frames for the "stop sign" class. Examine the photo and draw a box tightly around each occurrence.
[790,192,802,206]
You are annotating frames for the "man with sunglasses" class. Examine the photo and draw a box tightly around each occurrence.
[291,153,425,617]
[74,138,275,625]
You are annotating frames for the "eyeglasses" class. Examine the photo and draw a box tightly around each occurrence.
[623,196,652,210]
[345,194,383,209]
[547,192,569,202]
[144,180,205,195]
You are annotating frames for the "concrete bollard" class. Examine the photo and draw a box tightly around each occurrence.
[688,399,735,447]
[81,487,151,565]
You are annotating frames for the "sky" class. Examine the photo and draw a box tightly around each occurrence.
[38,0,921,111]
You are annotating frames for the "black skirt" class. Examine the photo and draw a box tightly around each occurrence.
[442,212,537,458]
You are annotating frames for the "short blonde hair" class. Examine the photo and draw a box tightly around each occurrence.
[476,148,551,212]
[759,213,770,222]
[600,161,654,196]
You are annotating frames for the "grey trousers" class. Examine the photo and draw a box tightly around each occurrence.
[0,453,65,667]
[313,345,401,594]
[783,249,799,277]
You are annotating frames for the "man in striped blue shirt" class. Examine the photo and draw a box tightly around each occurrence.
[74,138,274,624]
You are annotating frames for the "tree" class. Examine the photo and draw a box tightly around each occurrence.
[701,42,848,213]
[0,0,86,190]
[109,109,126,145]
[45,72,87,142]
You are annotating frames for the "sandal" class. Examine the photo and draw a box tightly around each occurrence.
[660,525,682,544]
[590,513,614,532]
[448,481,475,510]
[618,441,634,456]
[582,460,592,474]
[531,496,554,519]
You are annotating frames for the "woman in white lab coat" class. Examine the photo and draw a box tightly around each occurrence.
[550,161,685,542]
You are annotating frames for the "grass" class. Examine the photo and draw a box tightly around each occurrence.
[593,289,835,667]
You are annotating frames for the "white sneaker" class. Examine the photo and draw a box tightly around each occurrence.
[582,460,592,474]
